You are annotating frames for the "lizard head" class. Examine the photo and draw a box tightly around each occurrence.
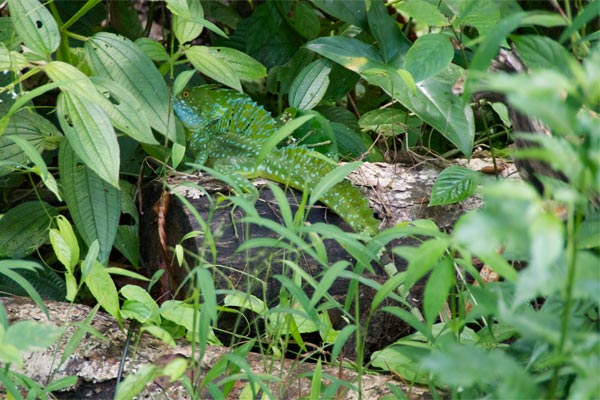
[173,85,242,131]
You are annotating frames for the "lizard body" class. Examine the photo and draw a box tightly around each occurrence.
[173,86,379,234]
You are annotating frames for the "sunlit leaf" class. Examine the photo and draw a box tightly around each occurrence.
[9,0,59,57]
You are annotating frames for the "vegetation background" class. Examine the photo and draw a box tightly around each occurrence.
[0,0,598,398]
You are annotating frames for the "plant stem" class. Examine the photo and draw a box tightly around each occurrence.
[547,204,580,398]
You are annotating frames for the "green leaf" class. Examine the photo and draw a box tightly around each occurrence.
[402,238,449,289]
[367,0,410,63]
[9,0,60,57]
[142,324,175,346]
[395,0,447,27]
[359,108,410,135]
[0,202,57,258]
[255,114,314,165]
[134,37,169,61]
[114,181,140,267]
[558,0,600,44]
[0,109,62,177]
[121,284,158,311]
[309,161,361,207]
[306,36,386,74]
[85,32,176,139]
[6,134,61,200]
[203,47,266,82]
[186,45,241,91]
[370,341,431,383]
[308,37,475,156]
[0,45,28,72]
[0,260,50,318]
[56,92,120,188]
[84,259,120,320]
[173,0,204,44]
[289,59,332,110]
[58,141,121,264]
[404,34,454,82]
[423,257,454,328]
[512,35,574,77]
[164,0,190,16]
[46,61,157,146]
[429,165,479,206]
[454,0,501,37]
[49,215,79,272]
[114,364,157,400]
[289,1,320,40]
[90,77,159,145]
[420,342,540,397]
[5,321,63,352]
[310,0,367,28]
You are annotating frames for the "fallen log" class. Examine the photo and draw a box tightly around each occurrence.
[139,159,516,359]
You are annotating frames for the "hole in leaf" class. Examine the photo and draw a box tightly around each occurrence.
[63,114,73,127]
[119,213,135,226]
[35,20,43,29]
[106,94,120,106]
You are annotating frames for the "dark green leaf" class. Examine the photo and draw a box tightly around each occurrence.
[58,141,121,264]
[289,1,320,40]
[310,0,367,28]
[429,165,479,206]
[0,110,62,177]
[367,0,410,62]
[0,202,57,258]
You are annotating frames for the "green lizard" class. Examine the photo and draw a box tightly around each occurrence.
[173,85,379,235]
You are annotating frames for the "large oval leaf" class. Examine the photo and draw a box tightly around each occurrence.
[9,0,60,57]
[58,141,121,264]
[91,77,158,145]
[0,201,58,258]
[429,165,479,206]
[186,45,241,91]
[0,110,62,176]
[289,59,332,110]
[404,34,454,82]
[56,92,120,188]
[203,47,267,82]
[85,32,175,140]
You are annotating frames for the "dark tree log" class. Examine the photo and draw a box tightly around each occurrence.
[139,159,514,359]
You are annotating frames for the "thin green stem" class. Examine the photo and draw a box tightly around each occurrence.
[61,0,101,31]
[547,204,580,398]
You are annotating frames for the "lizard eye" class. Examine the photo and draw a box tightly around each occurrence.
[182,90,189,98]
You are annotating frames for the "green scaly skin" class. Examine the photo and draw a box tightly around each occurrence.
[173,85,379,235]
